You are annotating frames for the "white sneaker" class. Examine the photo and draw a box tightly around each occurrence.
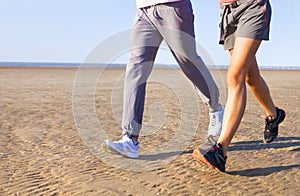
[104,135,139,158]
[207,103,224,137]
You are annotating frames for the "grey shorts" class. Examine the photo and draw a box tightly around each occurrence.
[219,0,272,50]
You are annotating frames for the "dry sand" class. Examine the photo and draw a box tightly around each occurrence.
[0,67,299,195]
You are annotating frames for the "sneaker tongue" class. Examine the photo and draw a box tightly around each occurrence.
[132,140,139,146]
[266,116,275,123]
[122,135,130,140]
[216,143,225,153]
[216,143,223,149]
[216,143,226,158]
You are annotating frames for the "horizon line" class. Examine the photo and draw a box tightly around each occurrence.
[0,61,300,70]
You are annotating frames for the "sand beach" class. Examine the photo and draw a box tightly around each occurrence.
[0,67,299,195]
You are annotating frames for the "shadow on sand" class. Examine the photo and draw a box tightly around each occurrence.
[227,164,300,177]
[138,137,300,162]
[228,136,300,151]
[227,136,300,176]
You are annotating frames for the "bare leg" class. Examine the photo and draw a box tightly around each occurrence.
[217,37,261,155]
[245,58,277,118]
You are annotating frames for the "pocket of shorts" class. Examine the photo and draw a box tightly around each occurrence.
[227,11,237,26]
[228,1,251,26]
[259,1,272,26]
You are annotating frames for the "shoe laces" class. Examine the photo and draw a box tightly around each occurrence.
[117,135,130,143]
[209,113,218,127]
[207,135,226,158]
[265,116,275,130]
[208,135,217,146]
[120,135,139,146]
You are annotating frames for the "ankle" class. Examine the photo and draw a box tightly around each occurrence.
[217,142,228,156]
[267,107,278,120]
[131,136,138,142]
[128,134,139,142]
[210,103,222,111]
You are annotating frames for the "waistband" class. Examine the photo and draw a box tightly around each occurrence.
[221,0,247,8]
[221,0,266,8]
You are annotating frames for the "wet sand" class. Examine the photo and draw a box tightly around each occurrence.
[0,67,299,195]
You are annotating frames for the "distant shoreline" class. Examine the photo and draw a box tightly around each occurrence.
[0,62,300,70]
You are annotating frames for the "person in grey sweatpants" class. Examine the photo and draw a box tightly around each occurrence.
[104,0,224,159]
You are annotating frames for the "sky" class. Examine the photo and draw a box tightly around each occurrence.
[1,0,300,67]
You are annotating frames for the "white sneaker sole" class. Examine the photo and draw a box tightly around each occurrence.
[103,140,139,159]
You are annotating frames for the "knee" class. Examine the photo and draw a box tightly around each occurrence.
[245,75,254,86]
[245,73,259,87]
[227,71,246,88]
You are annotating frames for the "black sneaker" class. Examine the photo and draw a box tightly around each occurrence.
[264,107,286,144]
[193,142,227,172]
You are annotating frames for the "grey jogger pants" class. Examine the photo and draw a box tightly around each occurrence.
[122,0,220,137]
